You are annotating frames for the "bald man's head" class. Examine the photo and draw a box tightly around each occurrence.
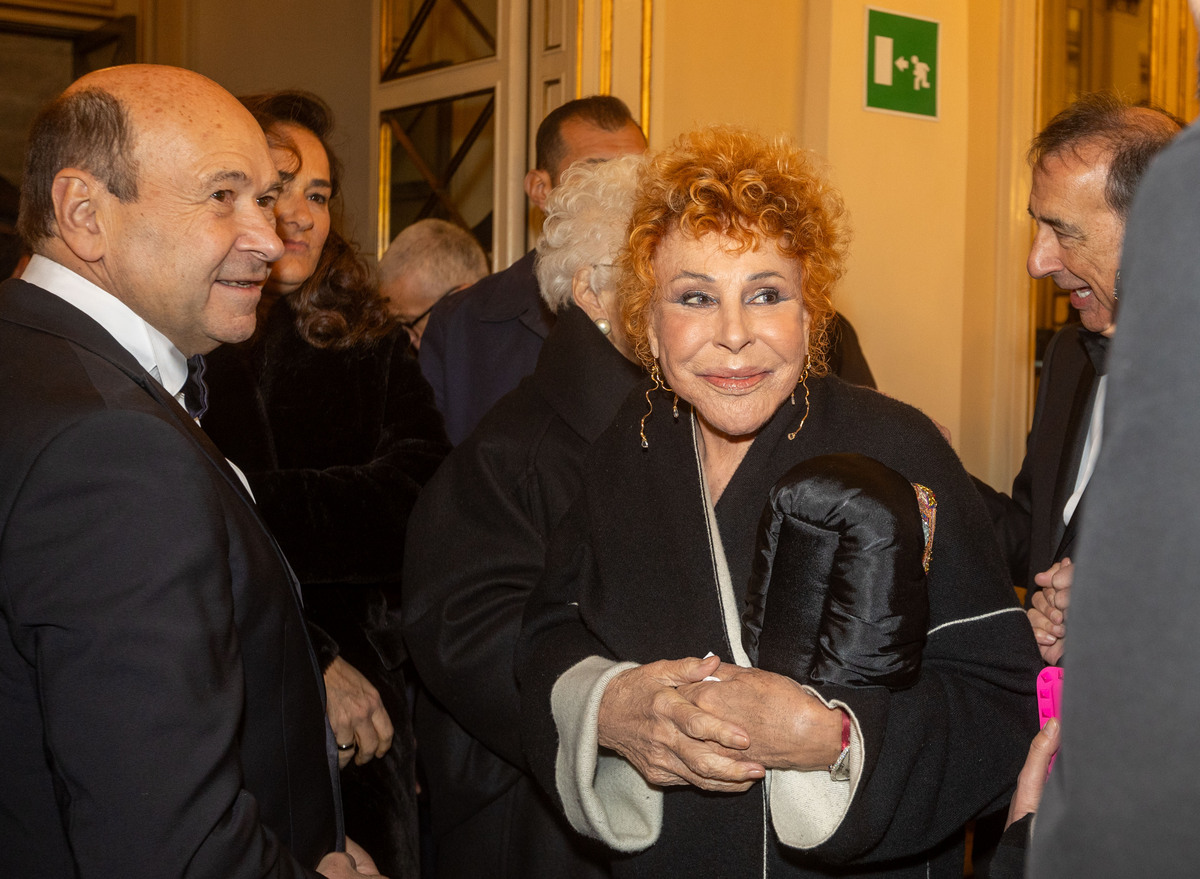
[18,65,284,355]
[19,65,270,247]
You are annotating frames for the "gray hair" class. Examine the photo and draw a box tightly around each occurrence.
[18,87,140,246]
[378,218,488,294]
[535,153,644,312]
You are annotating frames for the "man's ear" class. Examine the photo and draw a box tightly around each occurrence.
[52,169,106,262]
[523,168,553,211]
[570,267,607,322]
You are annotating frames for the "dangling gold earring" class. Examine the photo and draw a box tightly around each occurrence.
[672,393,680,421]
[787,362,812,441]
[640,363,665,448]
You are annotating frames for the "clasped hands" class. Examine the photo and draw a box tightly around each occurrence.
[596,654,843,793]
[1028,558,1073,664]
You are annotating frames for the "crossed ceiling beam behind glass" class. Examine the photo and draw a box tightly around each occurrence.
[383,0,497,81]
[385,93,494,226]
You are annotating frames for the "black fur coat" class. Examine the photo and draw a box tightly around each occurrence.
[203,298,449,878]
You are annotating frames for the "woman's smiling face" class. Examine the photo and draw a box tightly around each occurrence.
[648,230,810,446]
[265,122,332,296]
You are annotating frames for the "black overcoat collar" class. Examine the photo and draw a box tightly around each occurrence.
[530,304,646,443]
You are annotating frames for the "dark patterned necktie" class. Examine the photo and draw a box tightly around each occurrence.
[183,354,209,421]
[1079,330,1110,376]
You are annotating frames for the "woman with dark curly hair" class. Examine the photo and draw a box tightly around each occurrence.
[202,90,449,879]
[516,126,1041,878]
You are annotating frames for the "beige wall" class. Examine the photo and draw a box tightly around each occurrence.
[646,0,1036,481]
[649,0,805,139]
[803,0,971,443]
[149,0,1038,480]
[163,0,376,257]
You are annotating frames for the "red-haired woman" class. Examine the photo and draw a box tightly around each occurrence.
[517,127,1041,879]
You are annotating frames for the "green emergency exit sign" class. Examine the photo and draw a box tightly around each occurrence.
[866,8,939,119]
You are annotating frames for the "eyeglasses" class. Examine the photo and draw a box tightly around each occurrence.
[399,302,437,331]
[398,285,461,331]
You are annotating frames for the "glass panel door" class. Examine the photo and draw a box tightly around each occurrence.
[379,89,496,256]
[382,0,499,80]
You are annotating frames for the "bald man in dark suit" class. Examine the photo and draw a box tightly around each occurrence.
[0,65,379,879]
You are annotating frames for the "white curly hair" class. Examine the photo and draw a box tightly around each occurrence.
[535,153,645,312]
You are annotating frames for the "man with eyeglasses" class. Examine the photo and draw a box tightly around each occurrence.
[378,218,488,351]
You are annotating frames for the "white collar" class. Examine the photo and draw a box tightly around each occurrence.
[21,254,189,397]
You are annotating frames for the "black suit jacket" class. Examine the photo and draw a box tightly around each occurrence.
[0,279,339,878]
[1028,99,1200,879]
[979,324,1099,594]
[417,250,554,445]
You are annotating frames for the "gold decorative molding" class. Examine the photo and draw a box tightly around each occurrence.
[575,0,584,98]
[570,0,653,134]
[1149,0,1198,120]
[376,122,391,258]
[640,0,652,136]
[378,0,393,78]
[599,0,612,93]
[0,0,114,12]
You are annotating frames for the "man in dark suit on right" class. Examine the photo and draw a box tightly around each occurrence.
[0,64,380,878]
[981,94,1180,664]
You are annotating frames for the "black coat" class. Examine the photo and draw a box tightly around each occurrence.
[403,306,645,878]
[0,279,339,878]
[418,250,554,444]
[519,375,1043,878]
[977,325,1100,595]
[203,299,449,878]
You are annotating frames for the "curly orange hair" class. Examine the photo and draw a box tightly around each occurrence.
[620,126,849,373]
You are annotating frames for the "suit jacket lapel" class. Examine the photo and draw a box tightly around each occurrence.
[1048,362,1099,555]
[3,280,261,508]
[134,353,312,611]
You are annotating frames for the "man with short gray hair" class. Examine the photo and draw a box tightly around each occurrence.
[378,218,488,349]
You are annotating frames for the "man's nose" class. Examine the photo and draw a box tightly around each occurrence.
[244,207,284,262]
[1027,229,1062,280]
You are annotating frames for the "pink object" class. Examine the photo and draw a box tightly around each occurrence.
[1037,666,1064,774]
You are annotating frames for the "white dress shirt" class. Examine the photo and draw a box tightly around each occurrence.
[20,255,255,497]
[21,254,189,400]
[1062,375,1108,526]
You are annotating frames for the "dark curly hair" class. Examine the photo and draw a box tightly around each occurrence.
[239,90,395,349]
[1029,93,1182,220]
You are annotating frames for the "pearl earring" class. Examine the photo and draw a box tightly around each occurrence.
[595,318,612,336]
